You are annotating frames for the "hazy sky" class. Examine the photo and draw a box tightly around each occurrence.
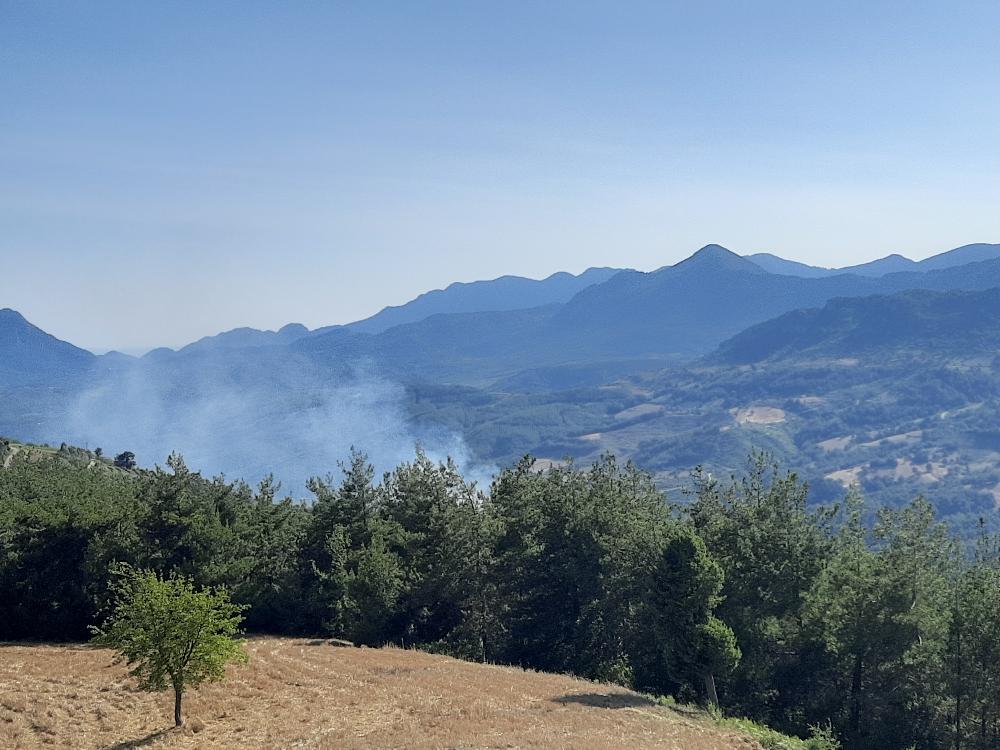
[2,1,998,352]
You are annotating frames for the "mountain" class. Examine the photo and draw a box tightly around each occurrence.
[713,288,1000,365]
[746,253,922,277]
[152,267,622,358]
[746,243,1000,278]
[0,308,95,385]
[8,243,1000,390]
[119,243,1000,368]
[917,243,1000,271]
[339,266,623,335]
[840,253,920,276]
[295,245,1000,384]
[178,322,310,355]
[744,253,833,277]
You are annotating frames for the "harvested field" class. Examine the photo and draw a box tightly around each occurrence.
[0,638,761,750]
[732,406,786,425]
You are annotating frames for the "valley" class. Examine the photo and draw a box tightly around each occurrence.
[3,244,1000,528]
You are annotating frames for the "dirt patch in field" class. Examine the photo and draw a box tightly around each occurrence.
[732,406,786,425]
[859,430,922,448]
[0,638,762,750]
[614,404,665,421]
[887,459,948,483]
[818,436,853,452]
[794,396,825,407]
[826,465,865,488]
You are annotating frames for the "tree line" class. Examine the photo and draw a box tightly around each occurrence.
[2,445,999,750]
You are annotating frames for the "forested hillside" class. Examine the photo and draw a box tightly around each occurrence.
[2,441,999,750]
[400,287,1000,528]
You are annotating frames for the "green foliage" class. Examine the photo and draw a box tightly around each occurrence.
[0,454,140,639]
[717,716,841,750]
[489,454,673,680]
[92,566,248,726]
[645,527,740,702]
[4,442,1000,749]
[946,531,1000,750]
[689,453,831,725]
[114,451,136,469]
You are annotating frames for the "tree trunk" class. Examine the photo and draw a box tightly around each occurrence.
[174,688,183,727]
[703,673,719,708]
[849,654,864,744]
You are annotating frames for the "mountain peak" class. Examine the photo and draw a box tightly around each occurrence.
[278,323,309,336]
[671,244,767,275]
[0,307,28,324]
[693,243,733,256]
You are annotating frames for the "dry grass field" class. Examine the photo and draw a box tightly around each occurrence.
[0,637,764,750]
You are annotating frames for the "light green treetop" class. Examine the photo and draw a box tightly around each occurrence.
[92,566,248,726]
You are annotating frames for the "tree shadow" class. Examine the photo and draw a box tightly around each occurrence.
[554,691,657,709]
[103,728,172,750]
[304,638,354,648]
[553,691,704,719]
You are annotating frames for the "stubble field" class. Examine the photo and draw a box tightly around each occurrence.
[0,637,762,750]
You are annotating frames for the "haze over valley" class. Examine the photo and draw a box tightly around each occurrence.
[5,242,1000,526]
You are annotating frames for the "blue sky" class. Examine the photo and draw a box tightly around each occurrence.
[2,1,998,351]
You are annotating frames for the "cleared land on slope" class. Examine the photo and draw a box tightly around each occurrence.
[0,637,762,750]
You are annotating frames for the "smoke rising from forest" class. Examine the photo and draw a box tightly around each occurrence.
[58,352,490,494]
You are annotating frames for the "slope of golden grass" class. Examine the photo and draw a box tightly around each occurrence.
[0,637,762,750]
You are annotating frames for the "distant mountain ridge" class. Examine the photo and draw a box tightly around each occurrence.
[176,322,310,355]
[293,244,1000,384]
[746,243,1000,278]
[108,242,997,360]
[712,287,1000,364]
[6,242,1000,389]
[144,266,623,357]
[340,266,623,335]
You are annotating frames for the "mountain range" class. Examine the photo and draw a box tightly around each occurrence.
[746,242,1000,278]
[3,241,1000,529]
[288,244,1000,384]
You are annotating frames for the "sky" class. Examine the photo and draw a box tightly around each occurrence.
[2,1,998,352]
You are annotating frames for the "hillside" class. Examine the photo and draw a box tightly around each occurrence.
[0,308,95,385]
[713,288,1000,364]
[400,287,1000,526]
[0,638,767,750]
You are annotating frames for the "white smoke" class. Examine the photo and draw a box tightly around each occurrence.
[58,351,492,495]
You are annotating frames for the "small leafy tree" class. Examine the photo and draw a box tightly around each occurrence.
[114,451,136,469]
[93,566,248,726]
